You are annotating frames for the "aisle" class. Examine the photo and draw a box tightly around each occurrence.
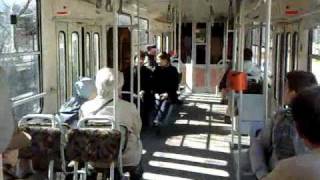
[141,94,236,180]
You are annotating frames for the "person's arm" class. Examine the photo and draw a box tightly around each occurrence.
[250,120,274,179]
[262,159,291,180]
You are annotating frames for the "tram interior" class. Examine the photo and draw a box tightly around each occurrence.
[1,0,320,180]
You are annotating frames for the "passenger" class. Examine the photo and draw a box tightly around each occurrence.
[59,77,96,128]
[243,48,261,82]
[152,52,179,125]
[137,51,155,128]
[262,86,320,180]
[0,67,31,178]
[250,71,317,179]
[146,45,158,71]
[80,68,143,180]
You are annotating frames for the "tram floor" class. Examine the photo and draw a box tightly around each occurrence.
[140,93,252,180]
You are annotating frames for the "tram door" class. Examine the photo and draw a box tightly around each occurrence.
[56,22,83,106]
[83,26,102,77]
[190,22,224,93]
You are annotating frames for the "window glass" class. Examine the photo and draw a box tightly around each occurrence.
[93,33,100,73]
[196,45,206,64]
[0,0,41,119]
[58,32,67,105]
[71,32,79,96]
[0,0,39,53]
[85,33,91,77]
[292,32,299,70]
[133,17,149,45]
[165,35,169,53]
[156,35,161,53]
[251,28,260,64]
[311,29,320,83]
[196,23,206,43]
[119,14,131,26]
[286,33,292,73]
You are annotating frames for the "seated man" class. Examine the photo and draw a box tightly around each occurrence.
[152,52,179,126]
[80,68,143,180]
[263,86,320,180]
[250,71,317,179]
[59,77,96,127]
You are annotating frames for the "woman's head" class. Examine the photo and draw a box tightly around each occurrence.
[95,68,124,98]
[157,52,171,67]
[284,71,317,105]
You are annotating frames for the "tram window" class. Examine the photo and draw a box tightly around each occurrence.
[252,28,260,65]
[85,33,91,77]
[165,35,169,53]
[196,45,206,64]
[210,23,224,64]
[310,28,320,83]
[181,23,192,64]
[93,33,100,73]
[119,14,131,26]
[71,32,80,95]
[0,0,41,119]
[0,0,39,54]
[133,17,149,45]
[292,32,299,70]
[58,32,67,105]
[274,34,281,100]
[286,33,292,73]
[156,35,162,53]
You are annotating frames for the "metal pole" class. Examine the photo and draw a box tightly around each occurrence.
[223,19,229,69]
[137,0,141,114]
[264,0,272,124]
[112,0,121,178]
[178,0,182,72]
[113,0,119,131]
[231,26,238,148]
[130,16,134,104]
[174,8,177,54]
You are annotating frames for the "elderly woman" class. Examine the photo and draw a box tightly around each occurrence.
[80,68,143,180]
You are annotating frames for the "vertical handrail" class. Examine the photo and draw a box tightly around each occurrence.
[112,0,120,178]
[137,0,141,114]
[0,154,3,180]
[178,0,182,73]
[130,14,135,104]
[174,7,177,54]
[264,0,272,124]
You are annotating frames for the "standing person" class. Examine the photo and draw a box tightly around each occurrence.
[146,45,158,71]
[152,52,179,125]
[137,51,154,128]
[263,86,320,180]
[243,48,261,82]
[250,71,318,179]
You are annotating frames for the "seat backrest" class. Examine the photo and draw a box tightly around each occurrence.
[66,128,121,164]
[18,126,64,170]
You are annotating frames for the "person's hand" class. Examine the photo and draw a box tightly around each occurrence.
[155,93,160,100]
[160,93,168,100]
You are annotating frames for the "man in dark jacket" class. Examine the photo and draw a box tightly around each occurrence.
[152,52,179,125]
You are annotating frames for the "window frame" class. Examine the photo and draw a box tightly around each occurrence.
[0,0,43,115]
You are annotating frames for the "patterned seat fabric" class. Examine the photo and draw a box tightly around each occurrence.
[18,126,64,170]
[66,129,121,164]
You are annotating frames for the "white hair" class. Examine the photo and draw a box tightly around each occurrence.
[95,67,124,98]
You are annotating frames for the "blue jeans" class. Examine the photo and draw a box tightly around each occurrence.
[154,99,171,123]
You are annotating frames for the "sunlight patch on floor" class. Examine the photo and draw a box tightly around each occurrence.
[148,161,230,177]
[153,152,228,166]
[143,172,193,180]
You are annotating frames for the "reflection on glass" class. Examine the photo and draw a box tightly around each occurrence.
[85,33,91,77]
[93,33,100,73]
[312,58,320,84]
[0,0,38,53]
[286,34,292,72]
[312,29,320,55]
[58,32,67,105]
[196,23,206,43]
[71,32,79,96]
[118,14,131,26]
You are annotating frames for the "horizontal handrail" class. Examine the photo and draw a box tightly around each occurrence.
[12,92,46,108]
